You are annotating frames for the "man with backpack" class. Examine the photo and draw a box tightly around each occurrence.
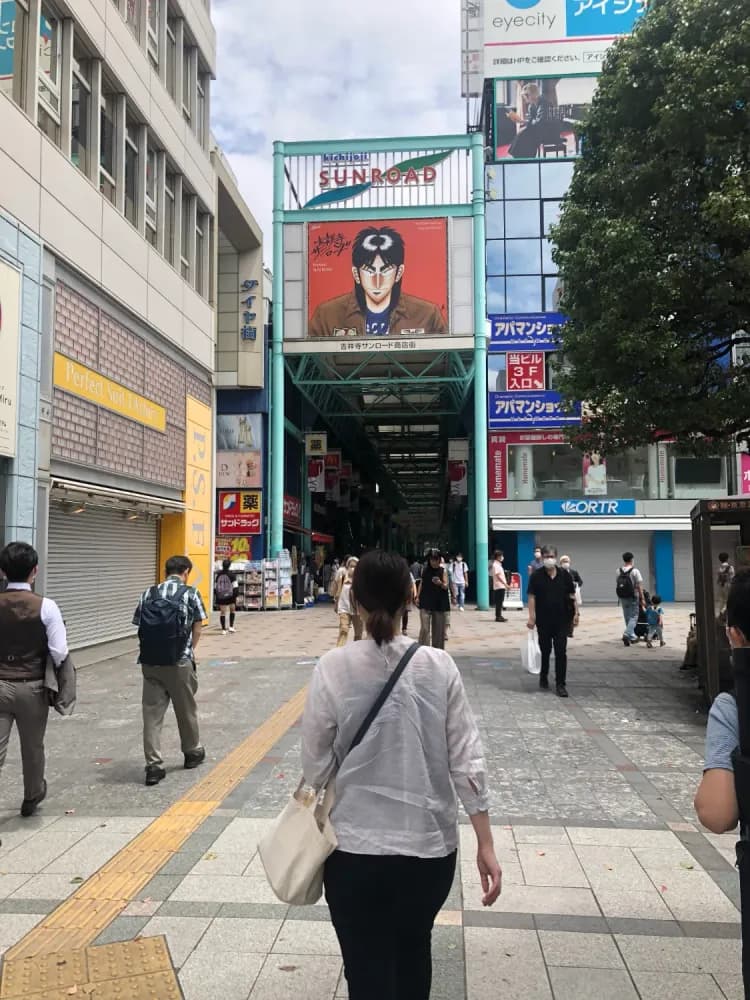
[617,552,645,647]
[133,555,208,786]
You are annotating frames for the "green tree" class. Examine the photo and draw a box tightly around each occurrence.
[552,0,750,453]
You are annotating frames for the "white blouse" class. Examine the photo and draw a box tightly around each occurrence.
[301,635,489,858]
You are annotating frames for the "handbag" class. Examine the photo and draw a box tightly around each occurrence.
[259,641,421,906]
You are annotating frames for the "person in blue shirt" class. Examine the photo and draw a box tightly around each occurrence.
[645,595,665,648]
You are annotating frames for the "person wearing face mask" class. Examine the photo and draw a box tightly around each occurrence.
[528,546,544,577]
[559,556,583,638]
[527,545,578,698]
[491,550,508,623]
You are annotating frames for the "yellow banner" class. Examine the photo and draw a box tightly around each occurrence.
[54,353,166,433]
[185,396,213,597]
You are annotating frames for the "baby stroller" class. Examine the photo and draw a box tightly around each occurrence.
[634,589,651,641]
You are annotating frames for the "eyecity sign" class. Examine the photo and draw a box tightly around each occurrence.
[544,499,637,516]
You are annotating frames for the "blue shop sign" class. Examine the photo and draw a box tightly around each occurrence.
[544,499,637,517]
[488,390,581,429]
[489,313,565,352]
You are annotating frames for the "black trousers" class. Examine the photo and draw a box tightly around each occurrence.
[324,849,457,1000]
[494,588,506,620]
[537,622,568,686]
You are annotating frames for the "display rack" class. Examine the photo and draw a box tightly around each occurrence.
[263,559,280,610]
[279,551,293,609]
[238,561,263,611]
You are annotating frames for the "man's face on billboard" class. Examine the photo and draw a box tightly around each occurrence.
[353,254,404,311]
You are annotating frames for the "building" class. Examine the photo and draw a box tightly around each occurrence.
[0,0,262,656]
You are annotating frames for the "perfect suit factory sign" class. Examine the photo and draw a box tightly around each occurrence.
[484,0,647,80]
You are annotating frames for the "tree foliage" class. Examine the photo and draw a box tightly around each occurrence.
[552,0,750,453]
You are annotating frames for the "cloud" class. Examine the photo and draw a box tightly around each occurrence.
[211,0,466,257]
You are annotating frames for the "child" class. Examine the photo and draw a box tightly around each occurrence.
[645,595,665,648]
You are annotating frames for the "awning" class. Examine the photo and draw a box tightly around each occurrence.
[312,532,335,544]
[51,477,185,514]
[491,516,692,532]
[284,522,309,535]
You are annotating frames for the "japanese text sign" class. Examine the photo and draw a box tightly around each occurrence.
[218,491,262,536]
[488,390,581,429]
[489,313,564,352]
[507,352,546,392]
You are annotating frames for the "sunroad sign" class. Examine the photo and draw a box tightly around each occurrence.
[544,499,637,517]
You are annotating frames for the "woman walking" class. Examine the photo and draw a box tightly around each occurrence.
[302,551,501,1000]
[416,549,451,649]
[334,557,362,647]
[491,549,508,622]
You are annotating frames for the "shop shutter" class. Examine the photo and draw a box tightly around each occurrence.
[47,504,159,650]
[542,532,652,604]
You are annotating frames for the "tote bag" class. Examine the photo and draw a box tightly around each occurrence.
[259,641,421,905]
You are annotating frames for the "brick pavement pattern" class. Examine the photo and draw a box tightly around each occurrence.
[0,602,742,999]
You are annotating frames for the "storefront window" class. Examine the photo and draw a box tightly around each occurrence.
[505,444,650,501]
[670,451,728,499]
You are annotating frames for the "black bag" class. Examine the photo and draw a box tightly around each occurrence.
[138,585,190,666]
[616,567,635,599]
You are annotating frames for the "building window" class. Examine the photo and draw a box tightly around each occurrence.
[180,192,190,280]
[181,40,191,122]
[165,12,176,98]
[38,4,61,144]
[71,45,91,174]
[195,213,205,295]
[125,0,140,39]
[99,88,116,203]
[164,172,176,264]
[146,0,159,66]
[145,141,157,246]
[196,73,206,148]
[0,0,29,106]
[124,114,139,226]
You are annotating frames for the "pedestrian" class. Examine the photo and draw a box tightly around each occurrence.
[417,548,451,649]
[645,595,665,648]
[410,554,423,582]
[133,555,208,786]
[559,555,582,637]
[491,550,508,622]
[528,545,544,576]
[215,558,238,635]
[451,552,470,611]
[446,556,457,608]
[0,542,68,817]
[717,551,736,620]
[402,570,417,636]
[527,545,578,698]
[335,557,363,647]
[301,551,502,1000]
[617,551,646,646]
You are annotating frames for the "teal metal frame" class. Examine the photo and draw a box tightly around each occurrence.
[271,134,490,609]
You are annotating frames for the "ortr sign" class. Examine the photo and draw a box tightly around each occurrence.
[544,499,637,516]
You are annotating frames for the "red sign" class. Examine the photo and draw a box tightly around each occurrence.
[742,454,750,496]
[218,491,262,535]
[308,458,325,492]
[284,495,302,525]
[507,352,545,392]
[488,430,566,445]
[325,451,342,471]
[489,435,508,500]
[448,460,468,497]
[341,462,353,479]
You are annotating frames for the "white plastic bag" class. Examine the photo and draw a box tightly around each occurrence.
[521,629,542,675]
[575,583,583,608]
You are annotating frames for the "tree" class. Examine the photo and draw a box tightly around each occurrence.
[552,0,750,453]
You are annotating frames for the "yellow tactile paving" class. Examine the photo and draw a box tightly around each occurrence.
[0,937,182,999]
[3,686,308,966]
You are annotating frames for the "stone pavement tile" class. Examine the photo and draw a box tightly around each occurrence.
[567,828,681,849]
[0,897,59,913]
[0,873,33,899]
[271,920,340,955]
[574,846,655,893]
[632,844,701,870]
[170,875,279,904]
[605,918,682,937]
[220,903,290,920]
[0,912,45,947]
[632,970,726,999]
[615,935,741,973]
[0,814,60,852]
[517,845,588,888]
[248,953,342,1000]
[198,917,283,954]
[469,883,598,916]
[42,831,136,877]
[513,826,571,845]
[463,858,524,890]
[431,958,467,1000]
[538,931,624,969]
[0,827,90,872]
[709,871,742,911]
[9,873,82,900]
[57,815,154,834]
[93,916,151,945]
[139,874,185,900]
[159,850,205,876]
[158,900,223,918]
[180,948,264,1000]
[459,824,515,852]
[140,915,212,968]
[547,967,638,1000]
[122,898,161,917]
[713,973,743,999]
[464,927,551,1000]
[285,905,334,923]
[595,889,674,920]
[679,922,742,940]
[464,911,536,930]
[645,869,740,923]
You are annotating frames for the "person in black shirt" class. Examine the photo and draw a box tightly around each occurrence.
[416,548,451,649]
[527,545,578,698]
[215,559,238,635]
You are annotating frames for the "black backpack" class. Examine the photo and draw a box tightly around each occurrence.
[616,567,636,600]
[138,585,190,666]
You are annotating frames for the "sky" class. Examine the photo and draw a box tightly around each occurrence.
[210,0,467,261]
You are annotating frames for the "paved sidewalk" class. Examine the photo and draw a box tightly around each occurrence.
[0,603,740,1000]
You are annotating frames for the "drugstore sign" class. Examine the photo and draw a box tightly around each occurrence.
[218,490,262,535]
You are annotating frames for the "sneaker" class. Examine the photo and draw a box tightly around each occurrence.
[145,765,166,786]
[221,630,227,636]
[646,640,653,649]
[539,676,550,690]
[402,630,408,636]
[229,627,236,633]
[459,607,464,613]
[623,636,631,647]
[660,641,666,647]
[184,748,206,770]
[556,685,569,698]
[21,779,47,817]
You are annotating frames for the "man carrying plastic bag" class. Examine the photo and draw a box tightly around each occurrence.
[521,630,542,675]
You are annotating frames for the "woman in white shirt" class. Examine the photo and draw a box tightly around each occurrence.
[302,551,501,1000]
[334,557,362,646]
[492,549,508,622]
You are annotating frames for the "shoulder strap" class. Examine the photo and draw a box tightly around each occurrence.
[347,642,420,755]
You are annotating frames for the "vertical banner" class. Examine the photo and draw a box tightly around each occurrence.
[305,431,328,457]
[340,462,352,510]
[657,443,669,495]
[186,397,213,599]
[488,434,508,501]
[448,460,468,497]
[583,452,607,496]
[0,258,20,457]
[307,458,325,492]
[742,453,750,496]
[325,451,342,504]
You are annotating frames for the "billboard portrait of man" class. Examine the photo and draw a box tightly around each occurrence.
[308,221,449,338]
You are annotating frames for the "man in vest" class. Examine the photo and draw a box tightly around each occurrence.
[0,542,68,817]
